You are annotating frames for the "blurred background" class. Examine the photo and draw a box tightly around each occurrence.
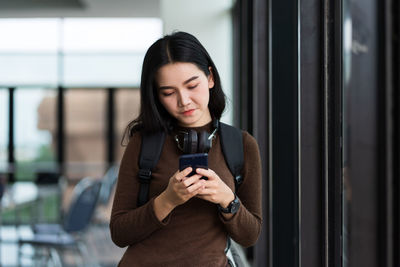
[1,0,399,266]
[0,0,234,266]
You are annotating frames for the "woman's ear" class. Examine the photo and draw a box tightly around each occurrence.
[208,66,215,89]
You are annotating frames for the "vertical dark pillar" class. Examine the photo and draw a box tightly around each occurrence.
[57,86,64,175]
[322,0,343,266]
[378,0,394,266]
[253,0,271,266]
[300,0,324,266]
[394,1,400,265]
[378,0,400,266]
[107,88,115,169]
[8,87,15,183]
[271,0,300,266]
[233,0,254,131]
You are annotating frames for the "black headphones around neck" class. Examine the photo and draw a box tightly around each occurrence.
[175,120,219,154]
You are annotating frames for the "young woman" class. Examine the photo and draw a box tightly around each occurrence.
[110,31,262,267]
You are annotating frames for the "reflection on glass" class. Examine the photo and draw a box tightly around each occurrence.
[65,89,106,180]
[15,88,57,181]
[0,89,8,172]
[115,89,141,163]
[342,0,352,265]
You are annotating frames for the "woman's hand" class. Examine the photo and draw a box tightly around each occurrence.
[195,168,235,209]
[154,167,205,221]
[164,167,206,206]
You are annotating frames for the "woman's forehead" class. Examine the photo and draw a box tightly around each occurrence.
[156,62,204,84]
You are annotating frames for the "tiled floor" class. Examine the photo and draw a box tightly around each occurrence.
[0,224,125,267]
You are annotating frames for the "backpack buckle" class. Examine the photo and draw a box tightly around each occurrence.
[235,175,243,186]
[138,169,152,183]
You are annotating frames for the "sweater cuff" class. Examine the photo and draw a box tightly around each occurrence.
[148,197,172,226]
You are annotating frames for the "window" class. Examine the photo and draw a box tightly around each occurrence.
[0,18,162,181]
[0,18,162,87]
[0,89,8,172]
[0,19,59,86]
[115,89,141,163]
[65,89,106,180]
[62,18,162,87]
[14,88,56,181]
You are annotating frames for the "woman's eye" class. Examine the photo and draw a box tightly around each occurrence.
[161,91,174,97]
[188,84,198,89]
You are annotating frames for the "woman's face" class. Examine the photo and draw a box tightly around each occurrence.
[156,62,214,127]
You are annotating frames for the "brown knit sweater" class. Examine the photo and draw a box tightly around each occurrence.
[110,123,262,267]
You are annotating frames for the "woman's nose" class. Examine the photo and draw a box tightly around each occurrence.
[178,91,191,106]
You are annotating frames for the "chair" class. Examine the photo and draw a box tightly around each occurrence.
[97,164,118,205]
[90,165,119,226]
[18,176,101,266]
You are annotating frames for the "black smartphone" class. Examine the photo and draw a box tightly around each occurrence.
[179,153,208,179]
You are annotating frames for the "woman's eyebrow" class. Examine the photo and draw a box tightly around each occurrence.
[158,76,199,90]
[183,76,199,85]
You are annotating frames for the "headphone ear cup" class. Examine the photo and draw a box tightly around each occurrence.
[183,130,198,154]
[182,131,189,154]
[198,131,211,153]
[190,130,198,153]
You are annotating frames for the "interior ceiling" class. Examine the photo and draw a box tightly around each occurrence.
[0,0,160,18]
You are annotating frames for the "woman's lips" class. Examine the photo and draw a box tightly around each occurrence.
[182,109,195,116]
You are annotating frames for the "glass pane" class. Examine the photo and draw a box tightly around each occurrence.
[0,18,162,87]
[61,18,162,87]
[0,89,8,173]
[63,54,144,87]
[65,89,106,180]
[342,0,352,265]
[0,19,59,86]
[14,88,57,181]
[0,54,58,86]
[115,89,141,163]
[63,18,162,52]
[0,19,59,52]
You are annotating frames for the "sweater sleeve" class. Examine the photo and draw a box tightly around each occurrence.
[219,131,262,247]
[109,133,171,248]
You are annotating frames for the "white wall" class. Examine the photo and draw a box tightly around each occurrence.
[160,0,234,124]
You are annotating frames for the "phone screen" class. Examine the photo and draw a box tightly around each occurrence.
[179,153,208,178]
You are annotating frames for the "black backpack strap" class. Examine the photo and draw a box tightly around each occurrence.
[137,131,166,207]
[219,122,244,191]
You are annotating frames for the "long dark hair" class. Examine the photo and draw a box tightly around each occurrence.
[123,31,226,142]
